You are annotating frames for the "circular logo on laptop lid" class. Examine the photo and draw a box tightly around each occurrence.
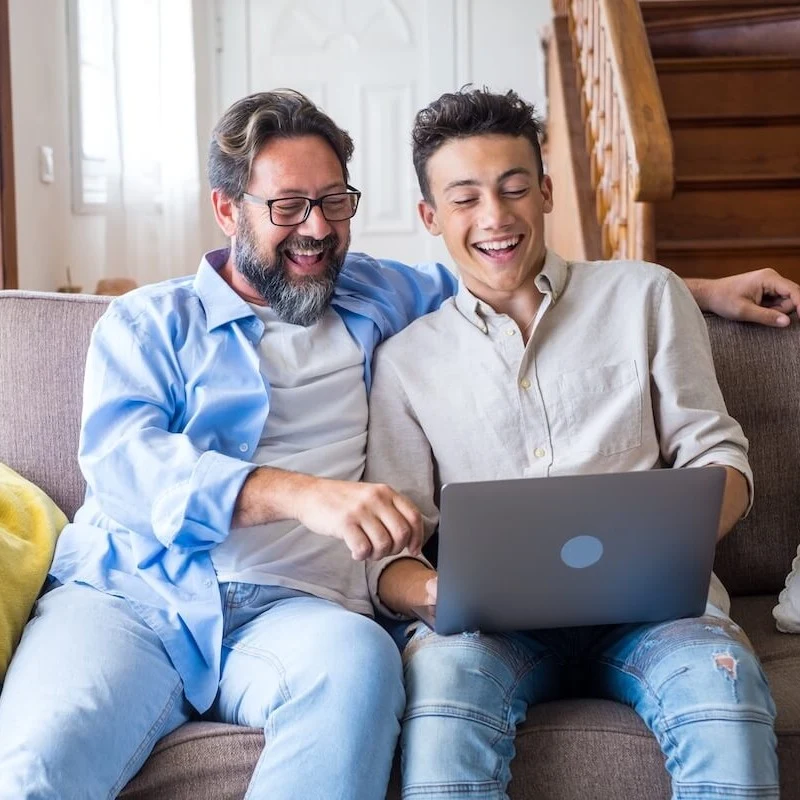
[561,535,604,568]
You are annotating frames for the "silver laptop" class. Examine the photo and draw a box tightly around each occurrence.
[413,467,726,635]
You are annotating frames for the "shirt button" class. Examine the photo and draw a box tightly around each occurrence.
[534,447,546,459]
[204,579,214,588]
[519,378,531,390]
[239,443,249,453]
[505,328,516,336]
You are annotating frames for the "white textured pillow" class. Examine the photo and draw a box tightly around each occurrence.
[773,544,800,633]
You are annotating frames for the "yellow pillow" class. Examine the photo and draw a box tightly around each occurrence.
[0,463,66,681]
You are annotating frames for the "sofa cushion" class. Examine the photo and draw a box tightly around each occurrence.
[731,594,800,734]
[119,723,262,800]
[0,463,67,681]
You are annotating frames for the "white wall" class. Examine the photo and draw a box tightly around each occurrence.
[463,1,552,112]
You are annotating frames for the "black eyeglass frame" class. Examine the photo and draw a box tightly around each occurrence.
[241,184,362,226]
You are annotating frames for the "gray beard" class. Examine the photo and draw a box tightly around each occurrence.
[235,221,346,326]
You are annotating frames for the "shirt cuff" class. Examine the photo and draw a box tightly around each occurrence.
[152,450,257,549]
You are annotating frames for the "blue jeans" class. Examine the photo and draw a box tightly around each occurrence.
[0,581,405,799]
[399,612,778,799]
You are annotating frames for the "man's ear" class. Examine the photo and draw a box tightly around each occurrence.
[211,188,239,237]
[540,175,554,215]
[418,199,441,236]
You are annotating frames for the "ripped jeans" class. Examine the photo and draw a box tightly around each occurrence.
[399,610,778,799]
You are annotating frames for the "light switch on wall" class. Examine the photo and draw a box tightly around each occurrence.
[39,146,54,184]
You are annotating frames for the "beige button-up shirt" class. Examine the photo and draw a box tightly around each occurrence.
[364,250,752,616]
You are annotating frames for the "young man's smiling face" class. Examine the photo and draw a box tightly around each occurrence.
[418,133,553,306]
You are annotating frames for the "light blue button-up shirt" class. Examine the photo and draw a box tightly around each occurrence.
[50,248,457,711]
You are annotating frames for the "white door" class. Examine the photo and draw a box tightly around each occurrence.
[213,0,551,266]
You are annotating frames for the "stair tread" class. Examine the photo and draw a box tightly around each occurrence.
[641,0,800,14]
[658,55,800,119]
[646,6,800,33]
[655,54,800,70]
[675,174,800,190]
[669,114,800,127]
[658,237,800,251]
[646,8,800,59]
[640,1,800,5]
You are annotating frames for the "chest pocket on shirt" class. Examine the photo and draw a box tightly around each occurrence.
[558,361,642,456]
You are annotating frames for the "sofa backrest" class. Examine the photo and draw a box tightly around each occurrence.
[0,291,109,519]
[0,290,798,596]
[705,315,800,596]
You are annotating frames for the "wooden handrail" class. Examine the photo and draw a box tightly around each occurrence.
[563,0,674,260]
[601,0,674,201]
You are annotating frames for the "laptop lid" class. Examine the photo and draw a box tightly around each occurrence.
[429,467,726,636]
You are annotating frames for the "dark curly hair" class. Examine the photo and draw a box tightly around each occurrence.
[412,87,544,203]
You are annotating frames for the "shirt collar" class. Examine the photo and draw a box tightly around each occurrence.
[193,248,260,333]
[535,248,569,301]
[454,248,568,333]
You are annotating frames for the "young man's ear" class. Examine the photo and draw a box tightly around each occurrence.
[540,175,554,214]
[211,188,239,238]
[417,199,441,236]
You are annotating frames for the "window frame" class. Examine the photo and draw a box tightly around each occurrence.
[66,0,107,214]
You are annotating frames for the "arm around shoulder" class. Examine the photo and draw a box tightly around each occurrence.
[684,268,800,328]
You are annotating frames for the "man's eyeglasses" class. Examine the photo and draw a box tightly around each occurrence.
[241,185,362,227]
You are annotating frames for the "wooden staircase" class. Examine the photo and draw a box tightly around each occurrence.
[544,0,800,283]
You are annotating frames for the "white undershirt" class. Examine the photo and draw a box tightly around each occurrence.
[210,305,373,614]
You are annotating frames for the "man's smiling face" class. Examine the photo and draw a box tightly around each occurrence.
[233,134,352,325]
[418,133,553,305]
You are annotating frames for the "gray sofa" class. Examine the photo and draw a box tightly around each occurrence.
[0,288,798,799]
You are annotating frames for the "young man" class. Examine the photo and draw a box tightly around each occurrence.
[365,88,779,799]
[0,89,790,799]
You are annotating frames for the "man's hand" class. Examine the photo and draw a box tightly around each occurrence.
[423,574,438,605]
[688,268,800,327]
[233,468,423,561]
[293,478,424,562]
[715,465,750,542]
[377,558,438,617]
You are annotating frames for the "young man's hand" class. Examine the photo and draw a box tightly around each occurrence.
[687,268,800,327]
[422,574,438,605]
[377,559,437,617]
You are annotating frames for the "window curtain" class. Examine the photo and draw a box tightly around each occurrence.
[101,0,203,286]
